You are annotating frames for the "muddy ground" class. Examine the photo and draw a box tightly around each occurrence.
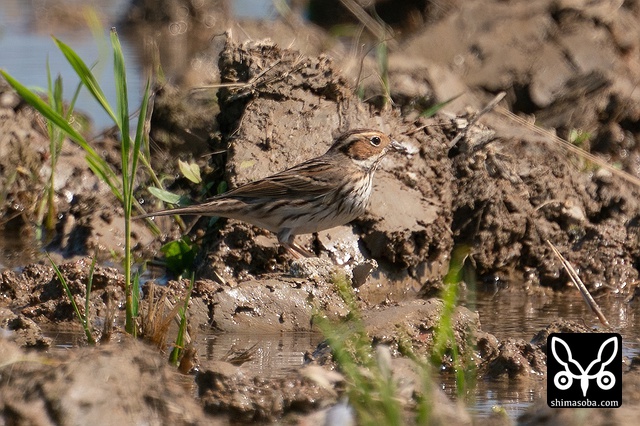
[2,0,640,424]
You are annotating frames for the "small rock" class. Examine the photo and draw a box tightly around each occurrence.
[289,257,337,281]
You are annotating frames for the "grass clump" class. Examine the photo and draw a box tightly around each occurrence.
[430,245,476,397]
[1,29,153,336]
[1,27,199,357]
[47,253,97,345]
[315,272,404,426]
[316,246,478,424]
[36,65,83,233]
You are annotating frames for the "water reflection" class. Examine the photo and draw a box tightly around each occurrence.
[0,0,143,130]
[452,288,640,419]
[199,331,323,379]
[467,289,639,353]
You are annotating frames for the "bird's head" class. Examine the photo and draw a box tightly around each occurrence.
[328,129,404,170]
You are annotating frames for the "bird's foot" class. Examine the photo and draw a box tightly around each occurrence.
[282,241,316,259]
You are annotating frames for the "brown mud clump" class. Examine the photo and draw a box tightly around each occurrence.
[189,38,454,300]
[0,338,209,425]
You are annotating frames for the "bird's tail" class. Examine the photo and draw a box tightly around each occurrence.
[133,200,234,220]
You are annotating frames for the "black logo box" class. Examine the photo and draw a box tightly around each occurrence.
[547,333,622,407]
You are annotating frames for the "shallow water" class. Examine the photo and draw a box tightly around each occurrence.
[0,0,276,130]
[44,287,640,421]
[0,0,143,130]
[48,327,323,379]
[469,289,639,355]
[456,289,639,419]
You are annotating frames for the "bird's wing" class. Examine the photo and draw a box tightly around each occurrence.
[221,158,337,200]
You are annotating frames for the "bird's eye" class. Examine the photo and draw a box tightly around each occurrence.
[370,136,381,146]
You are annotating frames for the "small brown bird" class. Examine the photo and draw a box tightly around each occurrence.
[137,129,403,257]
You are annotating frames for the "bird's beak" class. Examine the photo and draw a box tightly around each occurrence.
[390,140,407,154]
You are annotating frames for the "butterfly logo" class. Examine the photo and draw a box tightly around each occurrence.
[551,336,618,397]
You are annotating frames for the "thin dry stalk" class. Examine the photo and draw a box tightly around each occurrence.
[546,240,611,328]
[497,107,640,189]
[445,91,506,146]
[339,0,398,49]
[191,56,304,94]
[140,283,191,349]
[139,283,185,348]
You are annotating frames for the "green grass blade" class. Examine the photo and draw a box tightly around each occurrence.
[170,273,195,365]
[38,60,57,229]
[109,27,136,335]
[85,7,110,73]
[420,93,462,118]
[45,58,55,137]
[0,69,118,186]
[134,80,151,159]
[132,271,140,317]
[110,28,130,178]
[66,76,85,121]
[86,252,98,335]
[2,70,85,145]
[47,253,95,345]
[431,245,472,396]
[53,75,64,115]
[53,37,118,124]
[130,79,151,206]
[128,271,140,338]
